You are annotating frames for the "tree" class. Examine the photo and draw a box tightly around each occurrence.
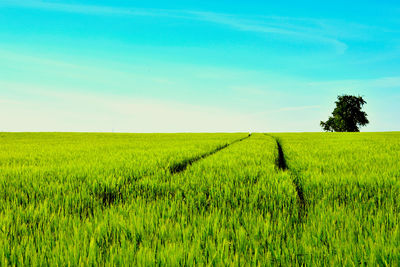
[320,94,369,132]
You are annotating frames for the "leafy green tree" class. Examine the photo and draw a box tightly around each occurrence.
[320,95,369,132]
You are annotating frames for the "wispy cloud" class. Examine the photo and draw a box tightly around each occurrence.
[251,105,321,116]
[188,11,348,54]
[307,76,400,90]
[2,0,352,53]
[0,0,171,17]
[0,82,263,132]
[279,105,321,112]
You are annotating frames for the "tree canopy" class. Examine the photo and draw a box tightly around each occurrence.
[320,95,369,132]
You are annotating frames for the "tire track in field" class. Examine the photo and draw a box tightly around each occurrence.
[123,134,251,206]
[266,134,307,220]
[94,134,251,206]
[169,134,251,174]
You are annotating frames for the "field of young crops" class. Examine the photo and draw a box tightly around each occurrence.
[0,132,399,265]
[273,132,400,265]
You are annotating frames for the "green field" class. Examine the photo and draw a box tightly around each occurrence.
[1,132,399,265]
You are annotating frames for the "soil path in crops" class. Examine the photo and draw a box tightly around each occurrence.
[169,134,251,174]
[266,134,307,220]
[96,134,251,206]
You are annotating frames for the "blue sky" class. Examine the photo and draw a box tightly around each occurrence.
[1,0,399,132]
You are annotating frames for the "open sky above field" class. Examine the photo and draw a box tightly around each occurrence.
[1,0,399,132]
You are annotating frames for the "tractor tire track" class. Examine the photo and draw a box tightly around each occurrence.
[94,134,251,206]
[169,134,251,174]
[266,134,307,220]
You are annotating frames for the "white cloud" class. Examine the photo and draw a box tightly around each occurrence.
[0,1,167,17]
[1,1,352,53]
[189,11,348,54]
[307,76,400,91]
[0,82,263,132]
[1,77,398,132]
[278,105,321,112]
